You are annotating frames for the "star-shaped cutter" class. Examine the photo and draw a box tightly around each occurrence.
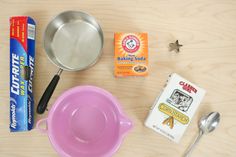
[169,40,183,53]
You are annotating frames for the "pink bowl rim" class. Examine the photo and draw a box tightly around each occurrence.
[46,85,132,157]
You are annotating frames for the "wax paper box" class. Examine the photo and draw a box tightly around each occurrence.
[10,16,36,132]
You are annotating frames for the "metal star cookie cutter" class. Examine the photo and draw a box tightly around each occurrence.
[169,40,183,53]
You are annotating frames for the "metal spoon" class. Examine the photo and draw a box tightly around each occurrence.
[184,112,220,157]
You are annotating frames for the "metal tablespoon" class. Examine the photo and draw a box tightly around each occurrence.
[184,112,220,157]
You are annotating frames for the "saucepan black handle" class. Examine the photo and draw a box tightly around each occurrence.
[37,74,60,114]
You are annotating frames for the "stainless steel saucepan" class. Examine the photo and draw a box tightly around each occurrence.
[37,11,104,114]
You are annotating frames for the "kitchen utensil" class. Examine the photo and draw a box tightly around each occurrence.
[37,86,132,157]
[37,11,103,114]
[169,40,183,53]
[184,112,220,157]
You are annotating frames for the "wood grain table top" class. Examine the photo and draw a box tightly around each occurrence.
[0,0,236,156]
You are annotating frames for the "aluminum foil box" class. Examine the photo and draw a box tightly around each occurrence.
[145,73,205,143]
[10,16,36,132]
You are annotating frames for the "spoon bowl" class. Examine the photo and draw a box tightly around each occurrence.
[184,112,220,157]
[199,112,220,134]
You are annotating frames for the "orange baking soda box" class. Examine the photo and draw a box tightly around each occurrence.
[114,33,148,77]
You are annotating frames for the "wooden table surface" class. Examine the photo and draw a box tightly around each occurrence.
[1,0,236,156]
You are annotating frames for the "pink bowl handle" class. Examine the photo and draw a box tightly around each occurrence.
[119,116,132,135]
[36,118,48,134]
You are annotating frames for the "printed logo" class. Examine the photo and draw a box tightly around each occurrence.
[179,81,197,94]
[10,97,17,129]
[122,35,140,53]
[167,89,193,112]
[159,103,189,129]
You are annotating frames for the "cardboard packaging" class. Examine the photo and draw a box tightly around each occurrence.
[114,33,148,77]
[145,73,205,143]
[10,16,36,132]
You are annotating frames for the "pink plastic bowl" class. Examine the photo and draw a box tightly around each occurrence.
[36,86,132,157]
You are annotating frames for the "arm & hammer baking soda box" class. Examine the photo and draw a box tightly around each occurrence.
[114,33,148,77]
[145,73,205,143]
[10,16,36,132]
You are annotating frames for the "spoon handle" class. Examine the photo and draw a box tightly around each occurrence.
[183,130,203,157]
